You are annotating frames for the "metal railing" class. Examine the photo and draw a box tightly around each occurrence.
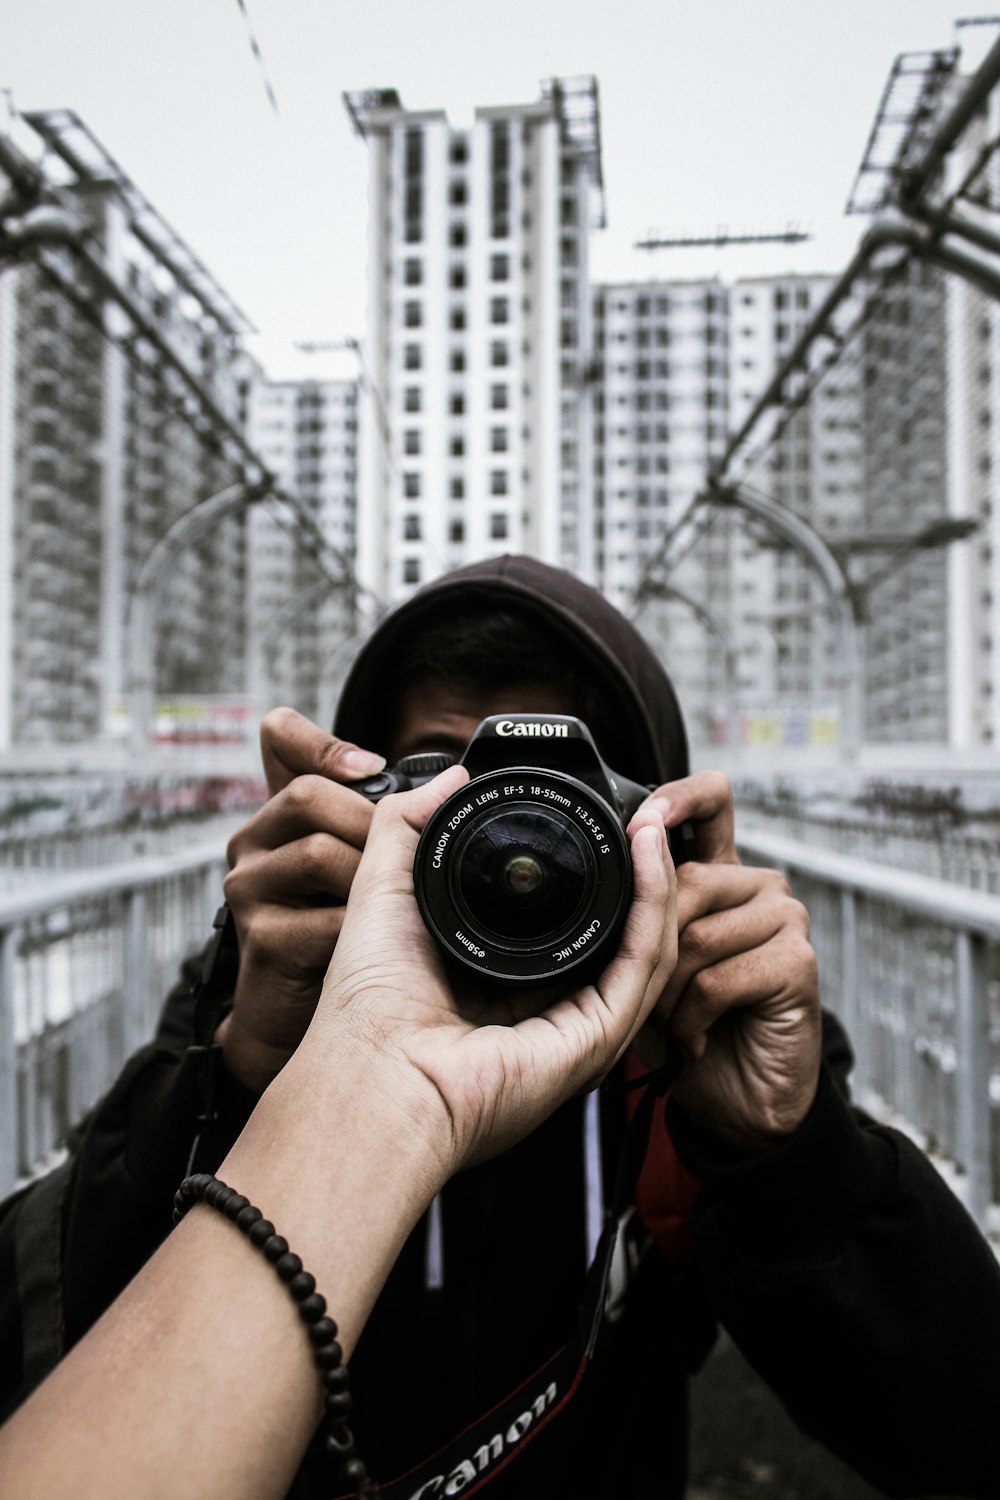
[739,828,1000,1235]
[2,834,998,1241]
[0,845,225,1198]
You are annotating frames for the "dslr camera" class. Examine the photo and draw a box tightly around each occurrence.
[357,714,690,989]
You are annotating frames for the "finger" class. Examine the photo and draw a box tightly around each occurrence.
[345,765,471,910]
[629,770,738,864]
[227,775,375,865]
[583,815,676,1065]
[668,928,817,1058]
[259,706,386,796]
[674,860,786,933]
[233,902,347,976]
[662,885,802,1019]
[224,832,363,908]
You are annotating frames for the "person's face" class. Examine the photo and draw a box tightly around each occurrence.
[389,678,579,766]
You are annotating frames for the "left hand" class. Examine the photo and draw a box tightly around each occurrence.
[297,765,679,1179]
[630,772,821,1152]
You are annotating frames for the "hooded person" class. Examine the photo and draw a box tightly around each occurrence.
[2,554,1000,1500]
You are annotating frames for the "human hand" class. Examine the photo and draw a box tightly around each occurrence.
[629,772,821,1152]
[298,766,678,1177]
[220,707,386,1093]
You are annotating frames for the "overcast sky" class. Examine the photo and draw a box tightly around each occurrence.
[3,1,992,378]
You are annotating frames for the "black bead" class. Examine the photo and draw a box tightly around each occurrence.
[205,1179,230,1208]
[275,1252,303,1282]
[309,1316,338,1345]
[263,1235,289,1262]
[248,1218,275,1248]
[287,1270,316,1301]
[297,1293,327,1324]
[235,1204,262,1233]
[324,1390,352,1419]
[314,1340,344,1369]
[223,1193,250,1222]
[190,1173,212,1195]
[324,1425,355,1459]
[340,1457,368,1484]
[322,1365,349,1392]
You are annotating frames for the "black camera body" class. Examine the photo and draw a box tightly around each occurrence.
[357,714,690,989]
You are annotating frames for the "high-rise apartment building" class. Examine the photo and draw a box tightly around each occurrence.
[344,78,603,606]
[845,39,1000,750]
[591,278,730,742]
[0,110,253,748]
[247,376,359,721]
[727,274,863,730]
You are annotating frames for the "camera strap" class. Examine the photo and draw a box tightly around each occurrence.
[184,901,239,1175]
[330,1064,677,1500]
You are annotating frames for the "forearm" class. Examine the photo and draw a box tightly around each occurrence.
[0,1050,446,1500]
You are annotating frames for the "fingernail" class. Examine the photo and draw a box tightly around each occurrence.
[342,748,387,776]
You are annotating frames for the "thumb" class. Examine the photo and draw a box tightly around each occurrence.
[346,764,471,910]
[259,706,386,795]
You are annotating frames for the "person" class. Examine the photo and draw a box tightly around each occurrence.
[0,766,676,1500]
[1,552,999,1499]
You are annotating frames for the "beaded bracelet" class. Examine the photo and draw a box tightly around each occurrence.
[172,1173,372,1498]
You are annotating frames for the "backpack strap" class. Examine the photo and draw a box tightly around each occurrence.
[14,1155,72,1395]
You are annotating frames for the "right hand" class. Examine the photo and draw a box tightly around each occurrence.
[220,707,387,1093]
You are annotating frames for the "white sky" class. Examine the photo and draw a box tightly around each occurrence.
[3,1,993,378]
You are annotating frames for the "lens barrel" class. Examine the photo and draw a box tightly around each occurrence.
[413,767,633,986]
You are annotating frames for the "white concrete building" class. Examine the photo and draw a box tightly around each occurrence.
[247,377,359,720]
[344,78,603,607]
[591,278,730,745]
[0,111,252,748]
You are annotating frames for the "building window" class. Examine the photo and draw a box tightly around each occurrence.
[450,135,468,165]
[490,512,509,539]
[404,343,422,370]
[404,300,422,328]
[490,383,508,410]
[404,258,422,286]
[449,518,465,542]
[404,127,423,244]
[449,178,468,207]
[450,393,465,416]
[403,472,421,498]
[491,120,511,239]
[491,253,509,281]
[403,558,421,585]
[404,429,421,455]
[404,386,421,412]
[490,470,508,495]
[490,340,508,367]
[450,306,466,332]
[450,476,465,499]
[450,348,466,373]
[403,514,422,541]
[490,426,508,452]
[450,222,467,248]
[450,435,465,456]
[490,297,509,325]
[449,264,466,290]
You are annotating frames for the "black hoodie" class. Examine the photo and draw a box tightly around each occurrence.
[2,557,999,1499]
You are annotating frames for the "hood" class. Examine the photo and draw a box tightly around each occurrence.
[334,554,689,786]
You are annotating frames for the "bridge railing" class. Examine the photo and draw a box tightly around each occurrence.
[2,836,999,1241]
[739,828,1000,1237]
[0,847,225,1199]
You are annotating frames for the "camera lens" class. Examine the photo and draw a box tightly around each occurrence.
[413,767,632,987]
[454,810,591,944]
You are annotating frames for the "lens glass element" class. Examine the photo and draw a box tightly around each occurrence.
[454,809,591,944]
